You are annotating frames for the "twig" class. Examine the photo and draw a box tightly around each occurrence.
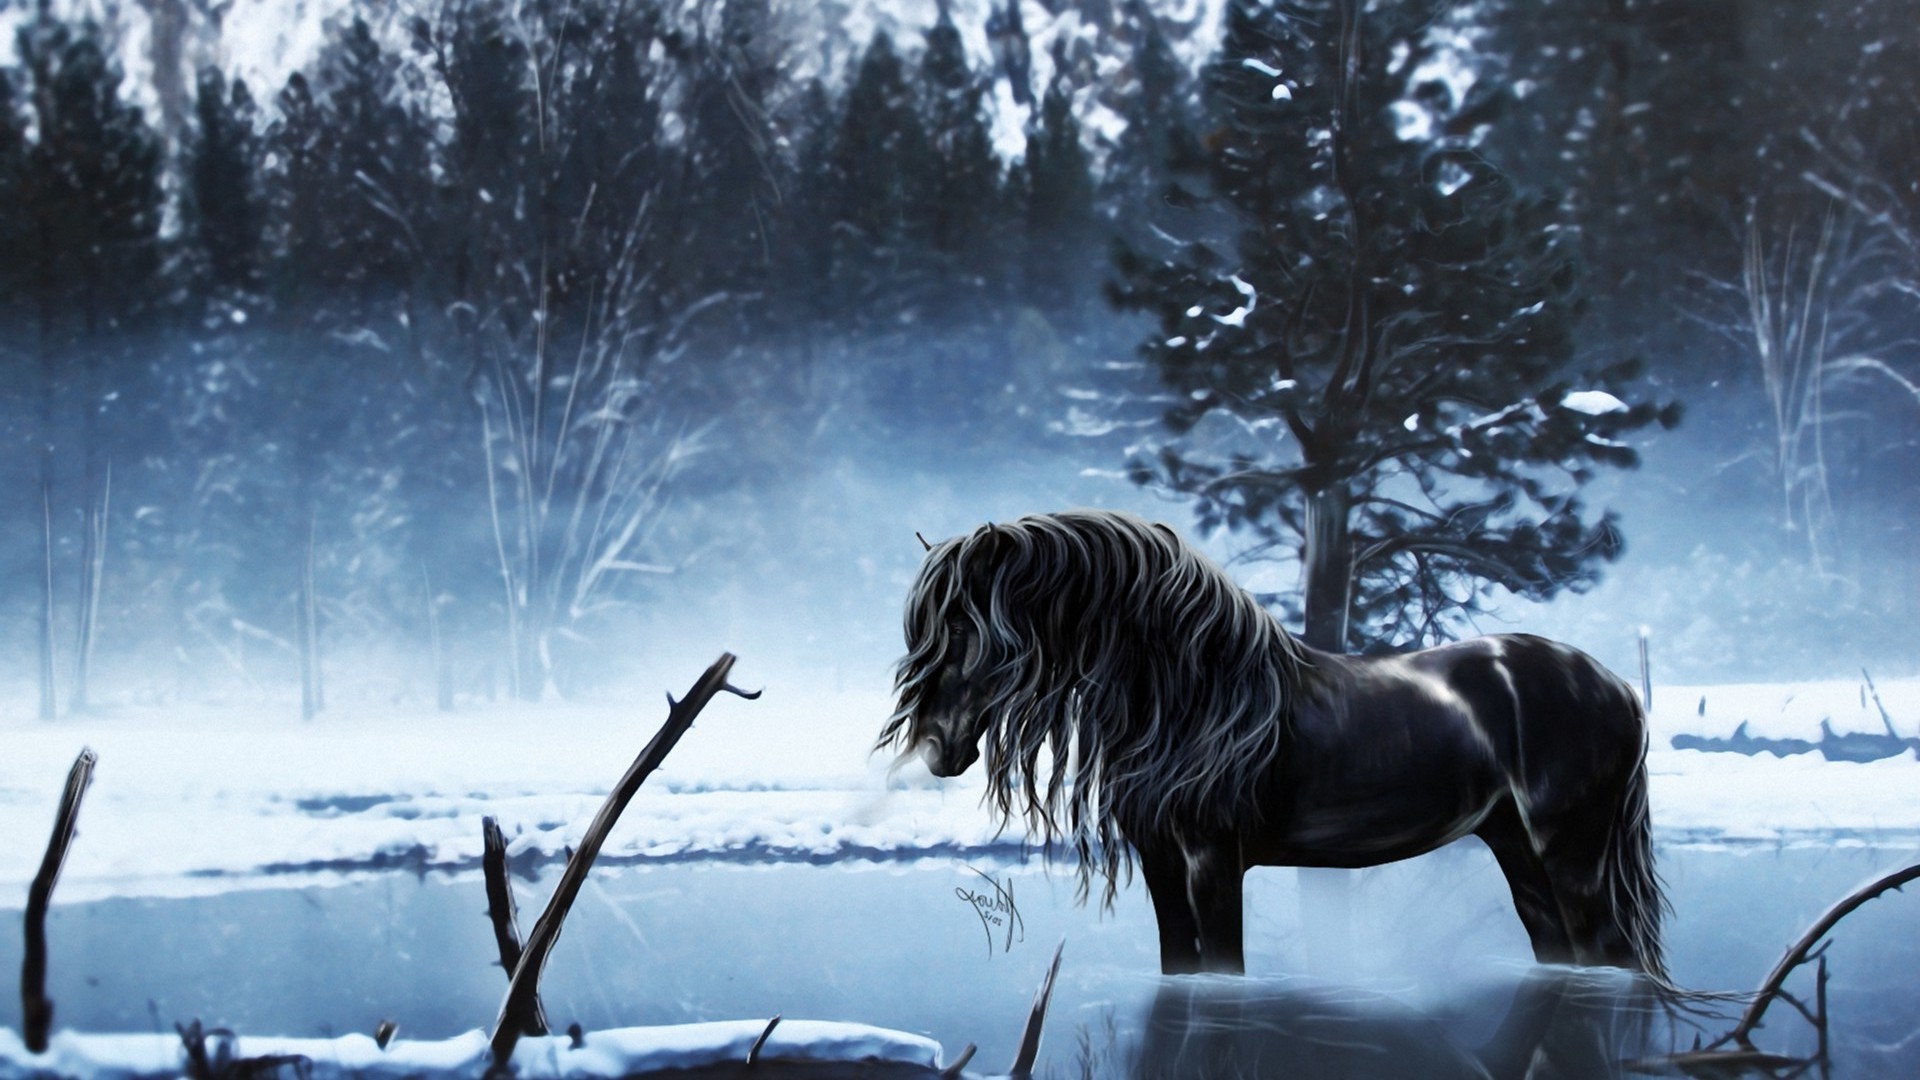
[1719,859,1920,1050]
[1008,940,1065,1077]
[482,817,547,1035]
[939,1043,977,1079]
[489,654,759,1066]
[1814,955,1829,1067]
[1861,668,1898,738]
[22,749,97,1053]
[745,1015,780,1065]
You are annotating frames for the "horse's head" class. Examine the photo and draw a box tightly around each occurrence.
[902,615,989,776]
[879,526,1012,778]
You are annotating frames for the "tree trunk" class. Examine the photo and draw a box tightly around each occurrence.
[36,216,58,722]
[71,464,108,713]
[425,565,453,712]
[299,508,323,720]
[38,470,57,722]
[1300,484,1354,652]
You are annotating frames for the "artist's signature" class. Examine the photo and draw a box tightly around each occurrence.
[956,866,1025,957]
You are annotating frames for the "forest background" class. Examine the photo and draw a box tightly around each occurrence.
[0,0,1915,718]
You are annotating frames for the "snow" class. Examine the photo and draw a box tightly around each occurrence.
[0,1020,945,1078]
[1561,389,1630,415]
[1212,275,1257,327]
[0,675,1916,907]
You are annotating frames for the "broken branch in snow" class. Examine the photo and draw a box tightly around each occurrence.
[938,1043,977,1079]
[1007,940,1065,1077]
[1717,859,1920,1052]
[745,1015,780,1065]
[483,816,547,1037]
[1861,668,1898,738]
[489,654,760,1065]
[22,748,97,1053]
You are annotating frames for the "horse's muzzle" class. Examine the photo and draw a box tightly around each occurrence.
[920,734,980,777]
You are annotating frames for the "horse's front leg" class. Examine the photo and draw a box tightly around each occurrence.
[1139,835,1246,975]
[1186,840,1246,974]
[1138,843,1203,974]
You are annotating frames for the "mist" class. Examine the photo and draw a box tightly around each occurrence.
[0,1,1912,698]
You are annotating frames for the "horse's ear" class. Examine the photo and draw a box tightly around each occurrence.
[916,530,932,552]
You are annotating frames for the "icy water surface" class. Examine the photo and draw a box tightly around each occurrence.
[2,843,1918,1077]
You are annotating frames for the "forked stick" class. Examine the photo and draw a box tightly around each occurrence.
[22,749,96,1053]
[482,816,547,1035]
[490,654,758,1066]
[1717,859,1920,1050]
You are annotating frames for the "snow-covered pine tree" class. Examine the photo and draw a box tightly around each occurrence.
[1111,0,1680,652]
[1100,0,1197,241]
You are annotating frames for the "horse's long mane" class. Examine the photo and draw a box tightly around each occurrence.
[879,510,1307,900]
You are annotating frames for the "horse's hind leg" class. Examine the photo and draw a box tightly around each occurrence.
[1535,798,1643,970]
[1477,800,1576,966]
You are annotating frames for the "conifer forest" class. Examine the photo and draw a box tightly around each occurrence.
[0,0,1915,707]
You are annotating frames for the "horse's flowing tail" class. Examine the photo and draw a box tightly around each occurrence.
[1606,751,1671,984]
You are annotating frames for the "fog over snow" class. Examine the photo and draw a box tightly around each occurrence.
[3,674,1917,906]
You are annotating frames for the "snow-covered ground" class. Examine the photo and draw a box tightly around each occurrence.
[0,1021,946,1080]
[1,674,1917,905]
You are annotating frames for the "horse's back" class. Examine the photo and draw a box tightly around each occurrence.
[1431,634,1646,815]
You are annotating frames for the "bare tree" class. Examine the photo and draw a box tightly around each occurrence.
[1728,195,1920,578]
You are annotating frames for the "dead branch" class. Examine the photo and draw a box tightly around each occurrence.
[22,748,97,1053]
[1861,668,1898,738]
[1007,940,1065,1077]
[745,1015,780,1065]
[482,816,547,1035]
[938,1043,977,1079]
[1719,859,1920,1050]
[489,653,759,1066]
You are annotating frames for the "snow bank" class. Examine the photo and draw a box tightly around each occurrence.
[0,1021,945,1079]
[0,676,1915,904]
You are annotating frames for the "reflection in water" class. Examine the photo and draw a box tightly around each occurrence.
[1130,969,1656,1079]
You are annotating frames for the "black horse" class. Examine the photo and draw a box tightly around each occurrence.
[879,510,1667,977]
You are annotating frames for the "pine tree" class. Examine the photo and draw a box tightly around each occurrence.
[0,68,27,341]
[188,66,261,293]
[1020,41,1096,311]
[1112,0,1680,652]
[257,12,436,716]
[829,31,931,318]
[678,0,784,311]
[918,0,1002,294]
[777,76,841,321]
[1101,0,1197,239]
[15,11,164,714]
